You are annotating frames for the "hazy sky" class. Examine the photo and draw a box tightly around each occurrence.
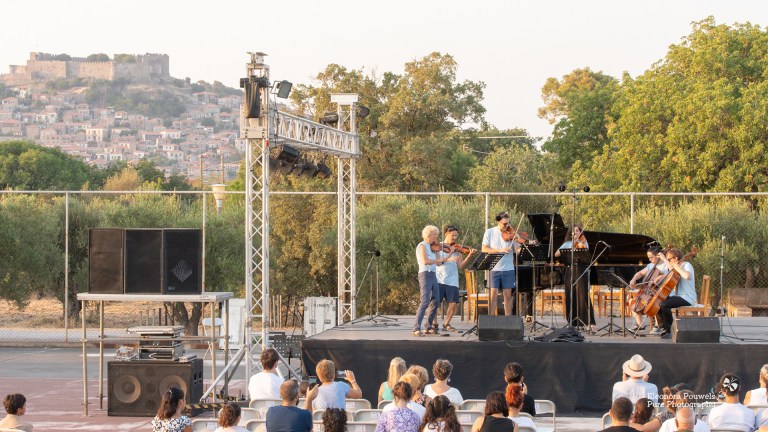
[3,0,767,140]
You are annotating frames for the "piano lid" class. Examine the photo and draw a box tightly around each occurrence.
[526,213,658,266]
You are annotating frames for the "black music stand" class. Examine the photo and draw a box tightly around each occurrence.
[559,248,591,329]
[597,271,629,337]
[463,252,504,337]
[519,243,552,333]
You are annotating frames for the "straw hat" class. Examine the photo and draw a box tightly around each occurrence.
[623,354,652,378]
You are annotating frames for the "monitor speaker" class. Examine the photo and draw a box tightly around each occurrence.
[88,228,124,294]
[163,229,202,294]
[124,229,164,294]
[108,359,203,417]
[478,315,524,341]
[673,317,720,343]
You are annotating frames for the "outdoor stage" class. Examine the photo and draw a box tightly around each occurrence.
[301,314,768,414]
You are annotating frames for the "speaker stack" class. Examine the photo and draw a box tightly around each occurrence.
[673,317,721,343]
[108,359,203,416]
[478,315,524,341]
[89,228,202,295]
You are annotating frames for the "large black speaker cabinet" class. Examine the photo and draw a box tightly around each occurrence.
[124,229,164,294]
[88,228,124,294]
[163,229,202,294]
[108,359,203,417]
[478,315,524,341]
[673,317,720,343]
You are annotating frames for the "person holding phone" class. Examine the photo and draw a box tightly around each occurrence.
[305,359,362,413]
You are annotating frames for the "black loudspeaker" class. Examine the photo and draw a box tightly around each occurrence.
[673,317,720,343]
[478,315,524,341]
[88,228,124,294]
[108,359,203,417]
[124,229,164,294]
[163,229,202,294]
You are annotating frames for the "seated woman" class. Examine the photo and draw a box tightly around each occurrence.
[375,382,422,432]
[506,384,536,431]
[631,398,654,426]
[398,373,428,418]
[631,384,685,432]
[323,408,348,432]
[421,395,460,432]
[407,365,432,408]
[151,387,192,432]
[379,357,407,405]
[215,403,248,432]
[470,392,517,432]
[424,359,463,407]
[745,364,768,405]
[306,359,362,413]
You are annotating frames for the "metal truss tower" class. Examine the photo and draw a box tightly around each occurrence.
[241,53,361,384]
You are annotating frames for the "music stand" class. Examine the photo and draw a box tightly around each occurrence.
[519,243,552,333]
[559,248,591,329]
[463,252,504,337]
[597,271,629,337]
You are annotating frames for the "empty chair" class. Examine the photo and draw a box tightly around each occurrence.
[345,398,372,412]
[191,419,219,432]
[534,399,557,431]
[346,421,377,432]
[601,412,611,429]
[249,398,282,413]
[244,418,267,432]
[377,400,392,409]
[459,399,486,411]
[238,407,261,426]
[313,420,326,432]
[201,317,226,359]
[353,409,383,422]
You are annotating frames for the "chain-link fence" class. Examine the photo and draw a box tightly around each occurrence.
[0,190,765,344]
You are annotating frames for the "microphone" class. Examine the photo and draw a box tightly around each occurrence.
[367,250,381,257]
[599,240,614,250]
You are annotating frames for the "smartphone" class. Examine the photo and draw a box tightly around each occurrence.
[308,376,318,385]
[336,370,347,379]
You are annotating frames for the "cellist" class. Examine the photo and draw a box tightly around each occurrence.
[655,248,696,339]
[628,246,666,334]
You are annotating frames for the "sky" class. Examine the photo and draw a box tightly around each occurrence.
[3,0,768,141]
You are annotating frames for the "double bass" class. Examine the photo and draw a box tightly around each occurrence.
[642,247,697,317]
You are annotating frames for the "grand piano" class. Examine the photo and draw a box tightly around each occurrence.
[516,213,659,292]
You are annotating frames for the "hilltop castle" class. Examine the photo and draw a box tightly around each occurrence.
[3,52,170,83]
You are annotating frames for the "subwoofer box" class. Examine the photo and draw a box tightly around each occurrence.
[108,359,203,417]
[88,228,125,294]
[673,317,720,343]
[478,315,524,341]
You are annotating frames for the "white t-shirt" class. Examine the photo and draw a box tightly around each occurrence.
[748,387,768,405]
[658,417,711,432]
[436,250,460,287]
[383,400,426,419]
[611,378,659,404]
[215,427,249,432]
[482,227,516,271]
[672,261,696,305]
[248,371,283,400]
[417,241,437,273]
[510,415,537,430]
[424,384,464,407]
[708,402,756,432]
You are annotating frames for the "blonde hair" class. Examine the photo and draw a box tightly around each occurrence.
[422,225,439,241]
[316,359,336,383]
[399,373,421,394]
[760,364,768,385]
[387,357,407,390]
[406,365,429,391]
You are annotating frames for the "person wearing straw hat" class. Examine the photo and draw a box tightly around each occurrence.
[612,354,659,405]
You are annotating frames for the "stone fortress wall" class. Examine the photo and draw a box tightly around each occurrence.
[2,52,170,83]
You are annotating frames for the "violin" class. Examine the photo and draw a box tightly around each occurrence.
[430,241,452,253]
[574,234,588,249]
[501,225,532,244]
[448,242,473,255]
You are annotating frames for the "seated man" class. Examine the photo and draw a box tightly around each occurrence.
[249,348,283,401]
[601,397,639,432]
[503,362,536,416]
[659,406,709,432]
[265,380,312,432]
[709,373,756,432]
[612,354,659,405]
[0,393,33,431]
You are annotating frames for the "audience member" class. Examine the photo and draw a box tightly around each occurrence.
[397,373,428,418]
[469,392,516,432]
[265,380,312,432]
[503,362,536,416]
[249,348,284,401]
[323,408,348,432]
[407,365,433,407]
[658,406,709,432]
[424,359,464,407]
[215,403,248,432]
[708,373,757,432]
[0,393,33,432]
[744,364,768,405]
[306,359,362,412]
[612,355,659,405]
[379,357,407,404]
[505,383,537,431]
[298,380,310,398]
[420,395,460,432]
[631,384,683,432]
[375,382,422,432]
[601,397,639,432]
[151,387,192,432]
[631,399,654,426]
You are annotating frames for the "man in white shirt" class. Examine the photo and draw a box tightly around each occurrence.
[481,212,524,316]
[248,348,284,401]
[659,407,710,432]
[612,354,659,405]
[708,373,757,432]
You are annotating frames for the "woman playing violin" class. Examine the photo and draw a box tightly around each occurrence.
[414,225,452,336]
[431,225,475,332]
[555,224,596,330]
[654,248,696,339]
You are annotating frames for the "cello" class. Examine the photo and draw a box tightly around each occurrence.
[643,247,697,317]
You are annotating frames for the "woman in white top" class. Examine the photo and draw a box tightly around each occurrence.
[506,383,536,431]
[414,225,452,336]
[421,395,460,432]
[214,403,248,432]
[424,359,463,407]
[744,363,768,405]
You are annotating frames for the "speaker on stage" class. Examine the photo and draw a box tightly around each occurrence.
[124,229,164,294]
[88,228,125,294]
[673,317,720,343]
[108,359,203,417]
[478,315,524,341]
[163,229,202,294]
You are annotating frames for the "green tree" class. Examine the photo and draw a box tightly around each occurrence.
[0,141,91,190]
[86,53,110,62]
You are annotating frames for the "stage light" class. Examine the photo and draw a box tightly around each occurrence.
[274,145,301,175]
[357,105,370,118]
[273,80,292,99]
[583,185,591,193]
[312,159,332,179]
[320,112,339,126]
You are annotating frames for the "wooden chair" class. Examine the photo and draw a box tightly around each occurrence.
[678,275,711,316]
[596,285,623,318]
[539,287,565,318]
[464,270,489,321]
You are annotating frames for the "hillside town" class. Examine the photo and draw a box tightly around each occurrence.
[0,52,245,182]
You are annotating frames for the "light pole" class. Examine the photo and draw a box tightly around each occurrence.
[211,184,226,214]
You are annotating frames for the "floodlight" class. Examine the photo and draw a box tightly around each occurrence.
[320,112,339,126]
[356,105,370,118]
[274,80,292,98]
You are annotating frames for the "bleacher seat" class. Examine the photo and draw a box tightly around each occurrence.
[459,399,486,411]
[345,398,372,412]
[244,418,267,432]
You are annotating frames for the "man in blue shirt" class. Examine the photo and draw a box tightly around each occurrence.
[265,380,312,432]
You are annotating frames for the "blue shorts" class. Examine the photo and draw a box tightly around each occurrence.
[490,270,516,290]
[437,284,459,303]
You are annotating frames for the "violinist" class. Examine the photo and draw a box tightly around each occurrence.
[655,248,696,339]
[414,225,450,337]
[432,225,475,332]
[628,246,666,334]
[555,224,596,330]
[481,212,531,316]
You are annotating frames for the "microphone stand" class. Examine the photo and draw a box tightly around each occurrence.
[521,241,551,333]
[718,236,742,342]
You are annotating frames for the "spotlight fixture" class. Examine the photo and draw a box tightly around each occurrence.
[272,80,293,99]
[275,145,301,175]
[312,159,332,179]
[320,112,339,126]
[582,185,591,193]
[356,105,370,118]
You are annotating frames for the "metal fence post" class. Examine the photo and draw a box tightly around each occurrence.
[64,192,69,342]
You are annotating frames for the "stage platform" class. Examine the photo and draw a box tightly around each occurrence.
[301,314,768,414]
